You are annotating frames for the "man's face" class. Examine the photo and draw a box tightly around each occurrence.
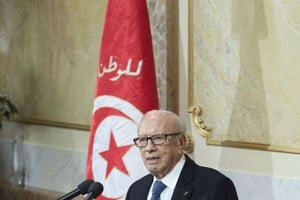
[137,112,185,179]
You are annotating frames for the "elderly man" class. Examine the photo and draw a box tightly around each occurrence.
[125,110,238,200]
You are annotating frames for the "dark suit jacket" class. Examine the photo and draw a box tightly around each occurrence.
[125,155,238,200]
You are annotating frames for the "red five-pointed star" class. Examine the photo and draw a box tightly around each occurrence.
[99,132,132,178]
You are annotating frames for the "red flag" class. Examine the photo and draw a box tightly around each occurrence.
[86,0,159,199]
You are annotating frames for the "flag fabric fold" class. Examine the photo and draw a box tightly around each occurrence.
[86,0,159,199]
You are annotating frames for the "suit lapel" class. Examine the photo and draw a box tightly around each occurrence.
[138,175,153,200]
[171,155,195,200]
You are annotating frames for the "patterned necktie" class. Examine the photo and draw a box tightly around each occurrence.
[151,180,167,200]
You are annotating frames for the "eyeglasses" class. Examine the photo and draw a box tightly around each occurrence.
[133,132,182,148]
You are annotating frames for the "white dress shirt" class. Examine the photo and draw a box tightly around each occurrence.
[147,156,186,200]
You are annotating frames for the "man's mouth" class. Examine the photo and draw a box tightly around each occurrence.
[146,156,160,163]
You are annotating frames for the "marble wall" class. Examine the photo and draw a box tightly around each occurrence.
[0,0,177,131]
[1,132,300,199]
[189,0,300,152]
[1,0,300,199]
[0,141,86,193]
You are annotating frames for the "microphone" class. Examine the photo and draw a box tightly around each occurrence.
[85,182,104,200]
[57,179,94,200]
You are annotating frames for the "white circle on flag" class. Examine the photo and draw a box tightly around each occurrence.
[92,95,148,199]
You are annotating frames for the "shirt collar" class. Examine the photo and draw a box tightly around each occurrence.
[153,155,186,190]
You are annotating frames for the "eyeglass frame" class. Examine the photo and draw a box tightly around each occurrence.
[133,132,182,148]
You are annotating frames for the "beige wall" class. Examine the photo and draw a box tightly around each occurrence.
[2,0,300,184]
[178,0,300,179]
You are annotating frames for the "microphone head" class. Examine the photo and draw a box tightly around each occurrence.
[77,179,94,195]
[87,182,104,198]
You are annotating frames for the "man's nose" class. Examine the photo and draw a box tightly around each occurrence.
[144,138,156,150]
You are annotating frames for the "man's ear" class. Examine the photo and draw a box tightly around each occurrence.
[178,134,186,147]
